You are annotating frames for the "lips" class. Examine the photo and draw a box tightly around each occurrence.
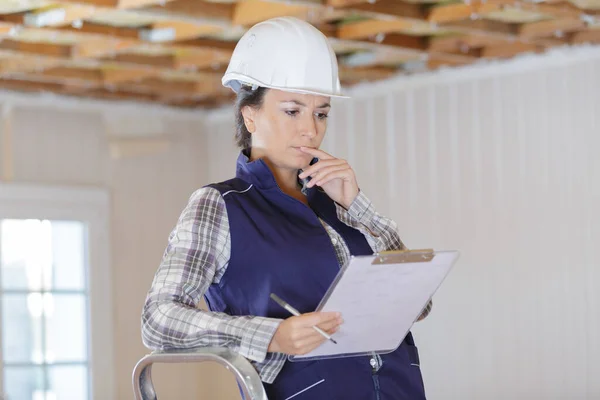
[292,146,315,151]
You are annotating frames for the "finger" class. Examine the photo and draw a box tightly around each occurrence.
[299,159,346,179]
[308,167,353,188]
[306,165,351,187]
[313,169,354,187]
[326,324,341,335]
[289,325,342,354]
[301,340,326,355]
[294,334,328,353]
[316,318,343,332]
[297,327,341,354]
[300,311,341,327]
[292,318,341,341]
[299,146,335,160]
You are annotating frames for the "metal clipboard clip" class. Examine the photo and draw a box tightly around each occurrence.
[372,249,435,265]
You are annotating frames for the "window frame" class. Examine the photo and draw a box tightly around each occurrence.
[0,183,114,399]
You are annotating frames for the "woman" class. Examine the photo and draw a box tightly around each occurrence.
[142,16,430,400]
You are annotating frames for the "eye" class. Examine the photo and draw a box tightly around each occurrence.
[285,110,299,117]
[316,113,329,120]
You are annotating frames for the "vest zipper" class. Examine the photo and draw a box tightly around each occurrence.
[370,353,382,400]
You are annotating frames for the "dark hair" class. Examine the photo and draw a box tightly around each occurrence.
[234,86,269,150]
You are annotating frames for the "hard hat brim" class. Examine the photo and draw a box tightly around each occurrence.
[222,72,350,99]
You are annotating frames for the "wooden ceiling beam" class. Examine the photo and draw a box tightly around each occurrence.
[117,77,206,96]
[328,0,585,22]
[0,76,181,106]
[326,0,368,7]
[57,0,176,9]
[109,52,179,68]
[0,77,66,92]
[170,48,232,69]
[145,0,235,21]
[518,18,586,39]
[73,38,132,58]
[0,12,27,25]
[481,41,543,58]
[537,1,598,16]
[232,0,312,26]
[443,19,521,36]
[427,0,514,24]
[64,20,221,42]
[0,31,134,60]
[439,21,553,48]
[337,19,415,40]
[326,0,520,23]
[101,66,159,83]
[115,72,227,97]
[317,23,338,38]
[375,32,430,51]
[174,37,237,51]
[64,21,142,39]
[349,32,483,64]
[40,66,104,83]
[196,63,228,74]
[0,39,75,58]
[427,53,474,69]
[339,65,399,83]
[428,34,508,52]
[20,4,99,28]
[333,0,426,19]
[34,65,160,85]
[80,87,158,102]
[428,51,479,64]
[514,2,583,18]
[106,47,230,70]
[163,93,235,108]
[0,57,61,76]
[0,22,15,36]
[142,20,222,42]
[570,29,600,44]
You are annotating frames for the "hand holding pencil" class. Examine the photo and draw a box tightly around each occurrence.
[267,293,342,355]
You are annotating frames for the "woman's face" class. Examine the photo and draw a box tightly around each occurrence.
[243,89,331,171]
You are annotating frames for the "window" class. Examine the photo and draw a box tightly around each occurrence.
[1,219,89,400]
[0,185,113,400]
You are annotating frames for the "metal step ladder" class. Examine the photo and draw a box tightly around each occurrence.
[132,347,269,400]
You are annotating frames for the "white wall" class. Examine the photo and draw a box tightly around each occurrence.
[0,97,220,399]
[205,46,600,399]
[1,44,598,399]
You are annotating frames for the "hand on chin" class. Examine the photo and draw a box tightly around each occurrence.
[291,147,314,167]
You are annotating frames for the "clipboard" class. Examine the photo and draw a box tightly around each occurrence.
[288,249,459,362]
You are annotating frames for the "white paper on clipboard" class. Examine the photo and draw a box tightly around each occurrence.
[289,250,459,362]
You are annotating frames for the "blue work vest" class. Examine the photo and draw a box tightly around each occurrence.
[205,152,426,400]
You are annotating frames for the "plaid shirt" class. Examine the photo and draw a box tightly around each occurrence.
[142,186,432,384]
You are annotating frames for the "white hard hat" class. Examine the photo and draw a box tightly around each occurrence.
[222,17,347,98]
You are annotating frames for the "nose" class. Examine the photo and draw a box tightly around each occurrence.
[301,113,318,139]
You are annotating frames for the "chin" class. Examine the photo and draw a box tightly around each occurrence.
[287,149,312,169]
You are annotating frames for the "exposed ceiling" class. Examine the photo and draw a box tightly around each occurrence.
[0,0,598,109]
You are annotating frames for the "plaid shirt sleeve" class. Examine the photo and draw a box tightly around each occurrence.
[141,187,286,382]
[335,191,433,321]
